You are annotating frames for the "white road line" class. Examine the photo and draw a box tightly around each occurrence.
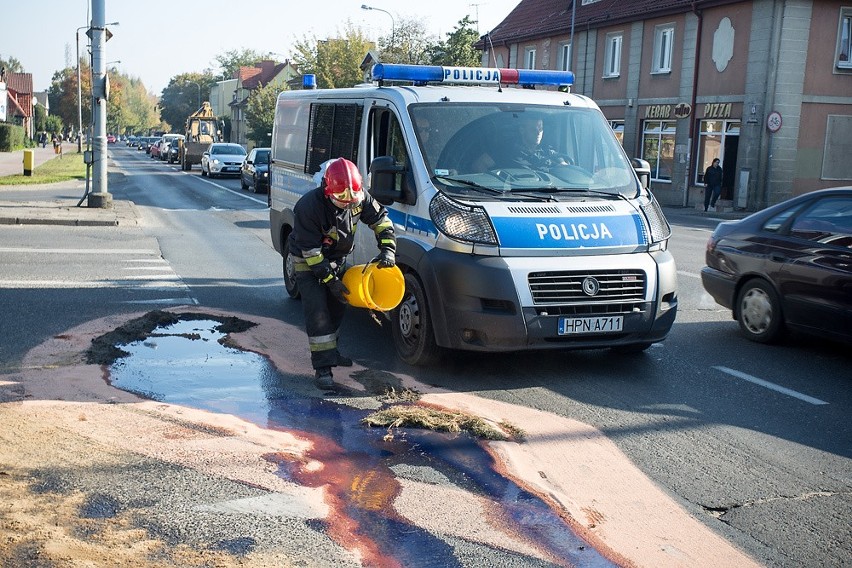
[191,174,268,205]
[713,366,828,405]
[677,270,701,279]
[0,280,185,289]
[0,247,160,254]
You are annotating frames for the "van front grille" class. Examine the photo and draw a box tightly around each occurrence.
[528,269,646,305]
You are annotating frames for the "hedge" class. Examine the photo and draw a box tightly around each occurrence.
[0,123,26,152]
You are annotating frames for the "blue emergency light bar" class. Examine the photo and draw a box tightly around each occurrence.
[371,64,574,87]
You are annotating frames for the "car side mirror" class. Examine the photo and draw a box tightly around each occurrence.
[631,158,651,190]
[369,156,404,205]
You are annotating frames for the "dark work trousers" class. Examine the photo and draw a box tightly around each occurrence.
[704,184,721,210]
[296,271,347,370]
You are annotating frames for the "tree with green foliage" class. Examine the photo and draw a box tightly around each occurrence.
[245,82,281,147]
[428,16,481,67]
[378,16,435,65]
[159,73,214,133]
[293,22,374,89]
[0,54,24,74]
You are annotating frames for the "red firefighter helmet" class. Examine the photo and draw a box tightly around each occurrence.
[323,158,364,210]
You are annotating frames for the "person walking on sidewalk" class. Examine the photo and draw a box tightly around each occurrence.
[288,157,397,389]
[703,158,723,212]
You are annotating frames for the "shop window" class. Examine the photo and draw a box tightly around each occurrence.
[641,120,676,182]
[609,120,624,147]
[525,47,537,70]
[695,120,739,184]
[837,9,852,70]
[653,24,675,74]
[604,33,622,78]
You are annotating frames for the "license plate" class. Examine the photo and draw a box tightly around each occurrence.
[558,316,623,335]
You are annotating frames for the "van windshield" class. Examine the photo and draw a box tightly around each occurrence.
[410,104,637,198]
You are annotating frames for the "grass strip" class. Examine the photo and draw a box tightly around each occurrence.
[0,153,87,186]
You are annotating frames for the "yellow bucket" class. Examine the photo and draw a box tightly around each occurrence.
[342,263,405,311]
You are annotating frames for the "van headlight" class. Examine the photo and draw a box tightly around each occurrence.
[639,194,671,251]
[429,193,498,245]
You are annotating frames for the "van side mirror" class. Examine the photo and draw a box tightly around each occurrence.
[369,156,405,205]
[631,158,651,190]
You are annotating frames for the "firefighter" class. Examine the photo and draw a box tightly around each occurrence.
[289,157,396,388]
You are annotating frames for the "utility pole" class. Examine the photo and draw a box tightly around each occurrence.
[88,0,110,208]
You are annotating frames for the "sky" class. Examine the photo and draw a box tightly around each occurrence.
[1,0,521,94]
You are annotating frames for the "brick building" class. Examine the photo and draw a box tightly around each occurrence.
[478,0,852,210]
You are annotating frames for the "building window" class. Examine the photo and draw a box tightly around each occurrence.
[604,33,622,78]
[823,115,852,179]
[696,120,740,184]
[837,9,852,69]
[525,47,537,70]
[653,24,675,73]
[642,120,676,182]
[609,120,624,147]
[560,42,573,72]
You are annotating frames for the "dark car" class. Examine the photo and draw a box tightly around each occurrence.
[240,147,270,193]
[701,187,852,345]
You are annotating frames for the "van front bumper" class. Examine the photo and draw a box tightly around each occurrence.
[420,248,677,352]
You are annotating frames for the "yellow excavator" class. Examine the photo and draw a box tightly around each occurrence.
[178,102,222,171]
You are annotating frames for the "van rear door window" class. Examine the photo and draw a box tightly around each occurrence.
[306,103,362,174]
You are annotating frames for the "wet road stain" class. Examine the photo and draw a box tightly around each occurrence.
[107,318,617,567]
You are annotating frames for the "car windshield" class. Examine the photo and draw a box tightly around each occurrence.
[255,150,270,162]
[410,103,637,198]
[213,145,246,155]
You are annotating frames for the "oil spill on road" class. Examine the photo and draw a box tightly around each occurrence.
[107,317,616,568]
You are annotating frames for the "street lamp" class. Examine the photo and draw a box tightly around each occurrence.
[186,81,202,108]
[76,21,118,153]
[361,4,395,61]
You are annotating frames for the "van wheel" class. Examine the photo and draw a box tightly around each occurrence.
[737,278,784,343]
[283,248,300,299]
[392,272,439,365]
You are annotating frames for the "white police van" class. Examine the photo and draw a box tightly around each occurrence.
[269,64,677,365]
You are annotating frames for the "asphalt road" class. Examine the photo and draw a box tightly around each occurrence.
[1,145,849,567]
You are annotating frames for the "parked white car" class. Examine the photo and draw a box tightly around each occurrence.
[201,143,247,178]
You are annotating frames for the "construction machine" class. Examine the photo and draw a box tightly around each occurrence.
[178,102,222,171]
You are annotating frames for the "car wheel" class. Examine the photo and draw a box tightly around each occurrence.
[283,247,300,299]
[241,176,248,190]
[736,278,784,343]
[201,165,207,177]
[250,175,258,193]
[391,272,440,365]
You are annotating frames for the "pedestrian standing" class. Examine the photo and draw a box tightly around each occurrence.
[703,158,723,212]
[288,157,397,388]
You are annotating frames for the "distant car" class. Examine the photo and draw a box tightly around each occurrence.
[158,134,184,162]
[701,187,852,345]
[127,136,138,147]
[149,140,161,159]
[240,147,270,193]
[201,143,247,178]
[107,134,117,144]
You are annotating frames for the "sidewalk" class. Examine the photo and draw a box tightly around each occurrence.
[0,143,137,227]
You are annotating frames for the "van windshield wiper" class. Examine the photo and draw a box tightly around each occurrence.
[433,175,556,202]
[432,175,501,194]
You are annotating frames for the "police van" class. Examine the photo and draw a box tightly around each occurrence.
[269,64,677,365]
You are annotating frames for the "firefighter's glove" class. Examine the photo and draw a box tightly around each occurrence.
[376,249,396,269]
[327,278,350,304]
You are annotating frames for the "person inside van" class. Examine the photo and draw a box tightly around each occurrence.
[288,158,397,389]
[512,115,569,169]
